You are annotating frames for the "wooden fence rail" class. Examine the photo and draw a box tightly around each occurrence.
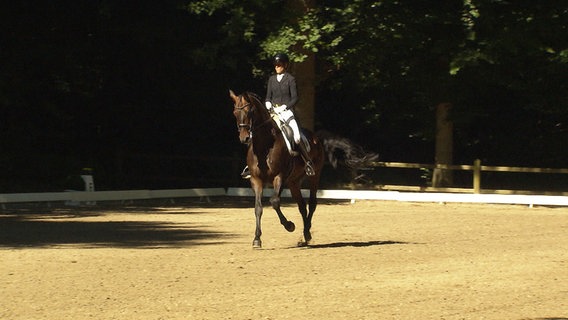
[371,160,568,194]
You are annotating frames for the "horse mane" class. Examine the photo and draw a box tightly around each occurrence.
[242,91,262,110]
[242,91,272,124]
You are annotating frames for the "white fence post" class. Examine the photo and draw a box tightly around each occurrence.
[473,159,481,194]
[80,168,95,205]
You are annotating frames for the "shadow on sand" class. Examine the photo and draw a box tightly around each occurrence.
[0,205,233,248]
[305,240,410,249]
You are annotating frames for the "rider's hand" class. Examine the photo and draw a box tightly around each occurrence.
[265,101,272,110]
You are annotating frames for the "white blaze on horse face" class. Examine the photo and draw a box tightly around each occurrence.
[235,107,252,144]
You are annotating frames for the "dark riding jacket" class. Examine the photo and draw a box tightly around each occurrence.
[265,72,298,109]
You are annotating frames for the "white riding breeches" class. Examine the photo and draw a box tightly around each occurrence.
[274,108,301,144]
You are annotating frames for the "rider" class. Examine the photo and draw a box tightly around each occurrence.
[241,52,315,178]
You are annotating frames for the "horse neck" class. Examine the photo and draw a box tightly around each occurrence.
[251,103,277,148]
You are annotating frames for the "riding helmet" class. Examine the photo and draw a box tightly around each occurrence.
[273,53,289,65]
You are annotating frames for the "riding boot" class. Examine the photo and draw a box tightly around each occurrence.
[297,141,315,176]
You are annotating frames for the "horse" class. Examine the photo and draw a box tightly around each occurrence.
[229,90,378,248]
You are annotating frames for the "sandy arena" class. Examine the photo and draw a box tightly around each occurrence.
[1,198,567,319]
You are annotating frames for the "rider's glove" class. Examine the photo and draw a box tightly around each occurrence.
[265,101,272,110]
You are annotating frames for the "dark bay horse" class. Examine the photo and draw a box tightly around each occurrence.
[229,90,377,248]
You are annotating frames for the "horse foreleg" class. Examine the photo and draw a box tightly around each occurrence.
[270,176,295,233]
[252,181,263,248]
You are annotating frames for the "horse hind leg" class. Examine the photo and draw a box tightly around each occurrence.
[288,183,312,246]
[304,184,319,243]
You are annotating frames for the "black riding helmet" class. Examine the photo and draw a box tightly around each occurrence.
[273,53,289,65]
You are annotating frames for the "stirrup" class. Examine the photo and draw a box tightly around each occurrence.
[241,166,251,179]
[305,161,315,176]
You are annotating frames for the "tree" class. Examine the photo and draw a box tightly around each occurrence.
[305,0,567,167]
[188,0,567,168]
[451,0,568,166]
[1,1,249,190]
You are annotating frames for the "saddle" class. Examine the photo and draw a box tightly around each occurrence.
[271,113,310,156]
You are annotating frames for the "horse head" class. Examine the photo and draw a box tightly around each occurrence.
[229,90,260,145]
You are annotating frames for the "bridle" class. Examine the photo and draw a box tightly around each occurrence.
[234,95,273,138]
[234,102,253,133]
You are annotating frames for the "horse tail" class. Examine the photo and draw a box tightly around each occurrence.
[315,130,379,170]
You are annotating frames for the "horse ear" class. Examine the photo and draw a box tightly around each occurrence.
[229,89,238,102]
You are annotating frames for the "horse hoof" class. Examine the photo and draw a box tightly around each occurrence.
[297,241,308,247]
[252,239,262,248]
[285,221,296,232]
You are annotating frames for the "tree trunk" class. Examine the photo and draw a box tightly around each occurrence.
[288,0,316,131]
[432,103,453,187]
[294,53,315,131]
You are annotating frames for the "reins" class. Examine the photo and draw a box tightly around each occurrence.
[235,94,275,135]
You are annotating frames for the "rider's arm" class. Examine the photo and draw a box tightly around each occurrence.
[265,76,274,108]
[287,76,298,109]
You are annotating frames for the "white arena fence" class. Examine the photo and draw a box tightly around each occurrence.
[2,187,568,208]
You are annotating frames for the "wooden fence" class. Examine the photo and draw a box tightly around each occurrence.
[372,160,568,195]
